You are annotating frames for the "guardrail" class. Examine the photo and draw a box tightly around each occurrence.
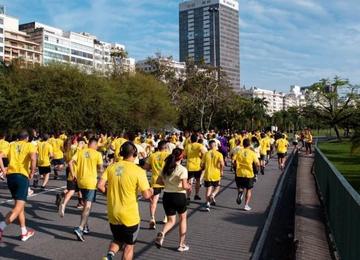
[314,147,360,260]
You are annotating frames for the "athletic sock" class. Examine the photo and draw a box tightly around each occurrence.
[21,227,27,235]
[0,221,7,231]
[107,251,115,257]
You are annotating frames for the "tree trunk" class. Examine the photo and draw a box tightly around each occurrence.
[334,124,342,141]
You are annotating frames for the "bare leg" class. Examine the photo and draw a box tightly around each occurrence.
[149,194,160,220]
[63,190,75,207]
[212,185,220,198]
[178,212,187,246]
[79,201,92,229]
[5,200,26,225]
[161,215,176,236]
[244,189,252,206]
[42,173,50,187]
[122,244,134,260]
[195,177,201,196]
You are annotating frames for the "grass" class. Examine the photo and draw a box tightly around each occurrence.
[319,140,360,192]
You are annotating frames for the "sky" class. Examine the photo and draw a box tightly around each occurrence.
[2,0,360,92]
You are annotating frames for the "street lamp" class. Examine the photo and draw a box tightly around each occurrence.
[208,7,218,68]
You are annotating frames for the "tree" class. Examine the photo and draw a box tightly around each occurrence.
[351,128,360,154]
[307,76,359,141]
[244,97,268,130]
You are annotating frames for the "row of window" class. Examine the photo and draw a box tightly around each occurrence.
[71,49,93,59]
[44,42,70,54]
[44,51,70,61]
[71,56,93,66]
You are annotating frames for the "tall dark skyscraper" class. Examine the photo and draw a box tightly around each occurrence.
[179,0,240,90]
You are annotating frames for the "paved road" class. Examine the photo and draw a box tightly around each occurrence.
[0,157,283,260]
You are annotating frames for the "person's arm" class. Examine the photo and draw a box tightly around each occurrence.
[219,157,225,177]
[0,152,6,174]
[156,175,164,186]
[181,179,192,191]
[29,152,37,179]
[68,159,76,180]
[142,188,153,199]
[97,178,107,193]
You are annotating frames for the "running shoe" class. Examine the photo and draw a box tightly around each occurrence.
[236,191,244,205]
[205,203,210,212]
[74,227,85,242]
[177,244,190,252]
[59,204,65,218]
[76,203,84,209]
[149,220,156,230]
[102,254,113,260]
[162,216,168,224]
[155,232,164,248]
[21,229,35,242]
[83,226,90,234]
[194,195,201,200]
[0,173,5,181]
[40,186,47,191]
[244,205,252,211]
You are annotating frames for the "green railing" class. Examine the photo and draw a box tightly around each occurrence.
[315,147,360,260]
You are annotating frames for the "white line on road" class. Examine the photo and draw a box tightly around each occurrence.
[0,185,66,205]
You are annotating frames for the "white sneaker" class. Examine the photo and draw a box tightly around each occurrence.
[177,244,190,252]
[21,229,35,241]
[244,205,252,211]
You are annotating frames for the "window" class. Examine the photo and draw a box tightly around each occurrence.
[44,35,49,41]
[0,18,3,25]
[0,28,3,34]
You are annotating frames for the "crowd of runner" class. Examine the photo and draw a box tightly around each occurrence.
[0,128,313,259]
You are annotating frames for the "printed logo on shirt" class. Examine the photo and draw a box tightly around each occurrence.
[115,166,124,177]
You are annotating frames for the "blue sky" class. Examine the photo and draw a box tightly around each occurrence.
[2,0,360,91]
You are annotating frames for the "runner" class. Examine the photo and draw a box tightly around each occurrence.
[49,133,65,180]
[184,134,205,203]
[69,137,103,241]
[250,136,261,182]
[98,141,153,260]
[143,140,169,229]
[111,133,127,162]
[304,129,313,155]
[154,148,191,252]
[35,134,53,190]
[201,140,224,212]
[0,132,10,181]
[0,130,37,242]
[259,133,270,175]
[234,138,260,211]
[275,134,289,171]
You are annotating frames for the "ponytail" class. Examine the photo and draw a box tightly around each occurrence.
[162,148,183,177]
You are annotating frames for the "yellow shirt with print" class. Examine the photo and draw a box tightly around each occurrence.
[37,141,53,167]
[235,148,259,178]
[111,137,127,162]
[229,138,236,150]
[73,148,103,190]
[147,151,169,188]
[0,139,10,158]
[202,150,224,182]
[101,161,150,226]
[276,138,289,154]
[260,138,270,156]
[49,138,64,159]
[7,141,36,178]
[185,142,203,171]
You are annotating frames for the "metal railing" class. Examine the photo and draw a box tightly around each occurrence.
[314,147,360,260]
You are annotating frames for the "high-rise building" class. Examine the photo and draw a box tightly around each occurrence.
[0,6,6,62]
[179,0,240,90]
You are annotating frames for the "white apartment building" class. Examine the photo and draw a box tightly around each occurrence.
[239,85,307,115]
[19,21,135,73]
[0,6,5,62]
[136,56,186,79]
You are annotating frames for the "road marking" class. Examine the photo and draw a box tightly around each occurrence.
[0,185,66,205]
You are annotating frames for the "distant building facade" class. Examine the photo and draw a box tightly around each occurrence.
[136,56,186,79]
[179,0,240,90]
[0,6,5,62]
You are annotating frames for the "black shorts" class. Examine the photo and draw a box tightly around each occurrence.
[38,166,51,175]
[108,154,115,160]
[67,180,79,192]
[188,170,202,179]
[292,141,298,146]
[235,176,254,190]
[153,187,163,196]
[2,158,9,168]
[260,154,266,161]
[204,181,220,188]
[163,192,187,216]
[7,173,29,201]
[110,224,140,245]
[52,158,64,166]
[277,153,285,159]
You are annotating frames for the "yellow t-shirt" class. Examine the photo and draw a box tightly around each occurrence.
[163,164,188,194]
[185,142,203,171]
[111,137,127,162]
[101,160,150,226]
[236,136,244,147]
[134,136,141,145]
[0,139,10,158]
[49,138,64,159]
[37,141,53,167]
[260,138,270,156]
[147,151,169,188]
[229,138,236,150]
[235,147,259,178]
[73,148,103,189]
[7,141,36,178]
[304,133,313,143]
[59,134,67,141]
[202,150,224,181]
[184,137,191,150]
[276,139,289,154]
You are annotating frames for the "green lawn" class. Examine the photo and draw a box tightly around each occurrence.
[319,140,360,192]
